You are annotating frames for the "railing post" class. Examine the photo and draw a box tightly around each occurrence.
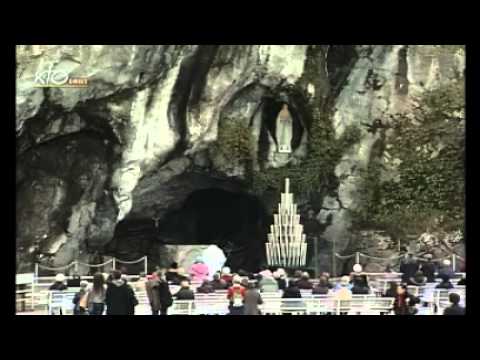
[452,254,456,273]
[112,258,116,271]
[35,263,39,278]
[355,252,360,265]
[144,256,148,275]
[74,261,79,274]
[313,237,319,278]
[332,240,337,277]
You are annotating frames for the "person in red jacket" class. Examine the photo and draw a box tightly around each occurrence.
[227,276,246,315]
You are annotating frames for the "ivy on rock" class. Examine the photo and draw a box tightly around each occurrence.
[351,78,465,239]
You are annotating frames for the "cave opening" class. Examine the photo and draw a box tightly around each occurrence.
[108,187,270,273]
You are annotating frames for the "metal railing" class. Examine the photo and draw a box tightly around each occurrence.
[335,252,464,272]
[34,256,148,277]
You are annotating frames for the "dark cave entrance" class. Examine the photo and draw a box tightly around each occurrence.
[108,188,270,273]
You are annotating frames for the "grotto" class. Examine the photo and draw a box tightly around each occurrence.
[16,45,465,277]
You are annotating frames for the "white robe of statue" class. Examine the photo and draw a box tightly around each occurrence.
[201,245,227,278]
[276,104,293,153]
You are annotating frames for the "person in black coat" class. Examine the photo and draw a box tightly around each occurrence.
[282,281,301,298]
[420,254,436,283]
[400,254,419,284]
[211,273,228,290]
[351,275,370,295]
[296,272,314,290]
[49,273,68,291]
[166,262,188,285]
[174,281,195,300]
[436,274,454,289]
[282,279,302,314]
[443,293,465,315]
[105,271,138,315]
[312,277,330,295]
[275,277,287,291]
[196,280,215,294]
[383,282,398,298]
[157,273,173,315]
[393,284,419,315]
[408,271,427,286]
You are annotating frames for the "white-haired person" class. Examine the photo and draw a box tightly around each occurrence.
[273,268,287,290]
[49,273,68,315]
[49,273,68,291]
[221,266,233,285]
[258,270,279,293]
[351,263,370,290]
[438,259,455,280]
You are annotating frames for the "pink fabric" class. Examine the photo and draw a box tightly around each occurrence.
[189,263,210,282]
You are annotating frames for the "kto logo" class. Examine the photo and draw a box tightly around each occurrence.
[34,64,89,88]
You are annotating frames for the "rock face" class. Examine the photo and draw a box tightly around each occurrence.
[16,45,465,273]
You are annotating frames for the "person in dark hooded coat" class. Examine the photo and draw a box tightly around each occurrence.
[105,270,138,315]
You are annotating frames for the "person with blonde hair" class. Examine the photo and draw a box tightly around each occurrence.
[334,276,353,301]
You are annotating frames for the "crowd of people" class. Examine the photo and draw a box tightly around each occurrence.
[47,255,465,316]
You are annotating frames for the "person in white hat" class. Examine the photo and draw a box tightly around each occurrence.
[438,258,455,279]
[49,273,68,315]
[351,263,370,290]
[353,263,362,274]
[49,273,68,291]
[221,266,233,285]
[273,268,287,290]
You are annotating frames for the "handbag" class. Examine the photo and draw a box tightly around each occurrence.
[79,291,88,309]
